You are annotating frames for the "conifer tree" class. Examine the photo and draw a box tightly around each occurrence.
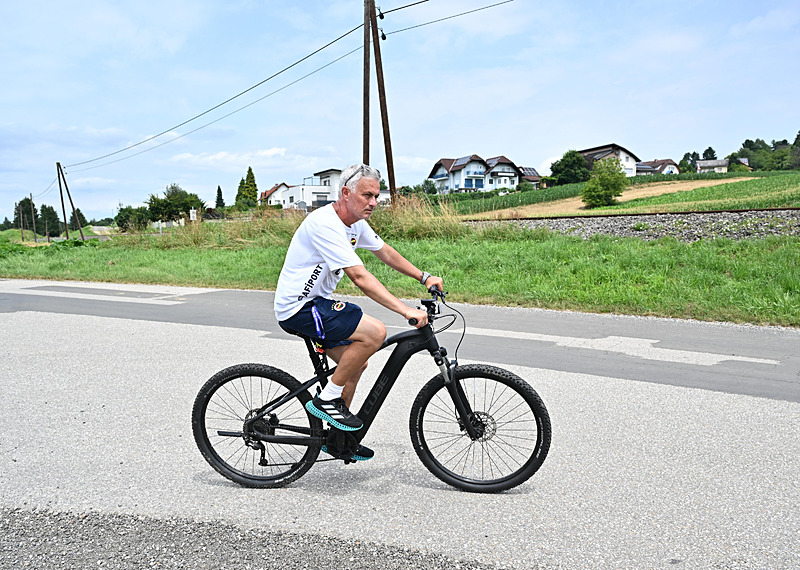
[215,185,225,209]
[235,177,246,205]
[244,166,258,204]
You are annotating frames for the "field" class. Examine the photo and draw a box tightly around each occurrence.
[1,172,799,326]
[472,177,754,219]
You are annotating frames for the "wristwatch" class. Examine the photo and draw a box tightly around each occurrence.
[419,271,431,285]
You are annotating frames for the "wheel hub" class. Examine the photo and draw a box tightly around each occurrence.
[472,411,496,442]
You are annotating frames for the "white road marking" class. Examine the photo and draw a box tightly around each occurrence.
[0,280,219,306]
[389,326,780,366]
[2,288,185,305]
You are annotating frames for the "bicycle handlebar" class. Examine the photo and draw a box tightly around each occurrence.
[408,287,447,326]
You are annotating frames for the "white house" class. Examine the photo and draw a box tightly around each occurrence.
[636,159,680,175]
[578,143,641,177]
[260,167,390,211]
[427,154,527,194]
[696,159,729,173]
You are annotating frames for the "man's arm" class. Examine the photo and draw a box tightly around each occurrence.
[372,244,444,291]
[343,264,428,326]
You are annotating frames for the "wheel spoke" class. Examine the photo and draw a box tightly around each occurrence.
[412,365,550,491]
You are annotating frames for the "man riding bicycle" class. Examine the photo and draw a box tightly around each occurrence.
[274,163,444,461]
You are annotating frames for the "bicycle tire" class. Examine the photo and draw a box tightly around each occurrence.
[409,364,551,493]
[192,363,322,488]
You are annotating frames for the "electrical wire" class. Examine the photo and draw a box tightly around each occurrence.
[63,0,514,172]
[382,0,430,16]
[64,23,364,169]
[386,0,514,36]
[67,45,363,174]
[33,177,58,199]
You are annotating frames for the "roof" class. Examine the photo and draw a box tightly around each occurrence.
[260,183,288,200]
[637,159,679,174]
[696,159,729,168]
[578,143,641,164]
[428,154,525,179]
[313,168,341,177]
[450,154,485,171]
[521,166,541,178]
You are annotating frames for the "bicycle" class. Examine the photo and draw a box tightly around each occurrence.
[192,289,551,493]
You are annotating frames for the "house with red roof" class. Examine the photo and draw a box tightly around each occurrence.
[578,143,641,177]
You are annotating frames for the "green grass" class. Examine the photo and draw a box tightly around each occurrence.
[1,229,798,326]
[2,172,799,326]
[600,172,800,213]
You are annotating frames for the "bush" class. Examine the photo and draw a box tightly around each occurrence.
[581,158,628,208]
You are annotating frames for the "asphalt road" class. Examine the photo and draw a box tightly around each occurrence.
[1,279,799,569]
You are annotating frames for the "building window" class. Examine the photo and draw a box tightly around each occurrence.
[289,196,294,203]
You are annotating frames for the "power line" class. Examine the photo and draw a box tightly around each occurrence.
[383,0,430,15]
[65,23,364,169]
[386,0,514,36]
[63,0,513,172]
[67,46,363,174]
[33,177,58,199]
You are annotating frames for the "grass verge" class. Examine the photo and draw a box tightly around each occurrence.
[1,226,798,326]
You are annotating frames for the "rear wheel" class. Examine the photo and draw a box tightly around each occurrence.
[409,364,550,493]
[192,363,322,488]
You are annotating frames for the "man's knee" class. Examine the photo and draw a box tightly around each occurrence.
[351,315,386,348]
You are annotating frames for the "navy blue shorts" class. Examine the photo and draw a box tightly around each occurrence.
[279,298,363,349]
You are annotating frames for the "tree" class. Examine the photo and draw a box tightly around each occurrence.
[13,197,39,235]
[148,183,204,221]
[550,150,590,185]
[681,151,700,171]
[1,217,11,231]
[40,204,62,237]
[702,147,717,160]
[115,205,150,232]
[235,167,258,207]
[68,208,88,231]
[215,185,225,209]
[421,179,437,195]
[793,130,800,148]
[581,158,627,208]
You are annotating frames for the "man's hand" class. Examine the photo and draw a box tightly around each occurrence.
[425,275,444,293]
[405,307,428,328]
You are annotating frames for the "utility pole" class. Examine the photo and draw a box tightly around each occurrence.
[17,202,24,242]
[56,162,84,241]
[29,193,37,242]
[362,0,371,165]
[57,163,70,240]
[368,0,397,203]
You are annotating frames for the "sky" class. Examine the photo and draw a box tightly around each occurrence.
[1,0,799,223]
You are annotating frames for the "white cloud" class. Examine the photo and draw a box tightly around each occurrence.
[168,148,288,171]
[730,7,800,37]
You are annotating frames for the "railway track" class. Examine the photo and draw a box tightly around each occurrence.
[465,208,800,242]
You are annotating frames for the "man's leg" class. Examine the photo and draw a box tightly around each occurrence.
[325,314,385,407]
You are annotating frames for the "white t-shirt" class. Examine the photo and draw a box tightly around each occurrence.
[274,204,385,321]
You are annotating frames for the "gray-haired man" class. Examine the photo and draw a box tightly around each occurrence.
[274,164,443,461]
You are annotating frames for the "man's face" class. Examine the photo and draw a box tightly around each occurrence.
[343,177,380,221]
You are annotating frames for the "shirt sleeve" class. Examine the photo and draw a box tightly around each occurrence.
[305,215,363,271]
[355,220,385,251]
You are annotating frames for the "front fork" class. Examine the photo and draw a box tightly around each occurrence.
[432,348,481,441]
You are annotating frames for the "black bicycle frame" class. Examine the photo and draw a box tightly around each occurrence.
[241,321,480,446]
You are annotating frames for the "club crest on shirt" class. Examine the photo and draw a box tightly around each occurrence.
[332,301,346,311]
[350,237,357,247]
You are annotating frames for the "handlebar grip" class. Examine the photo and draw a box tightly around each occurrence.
[408,318,418,326]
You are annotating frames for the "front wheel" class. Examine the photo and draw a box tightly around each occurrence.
[409,364,551,493]
[192,363,323,488]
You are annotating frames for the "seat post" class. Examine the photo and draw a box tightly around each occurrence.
[303,336,330,385]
